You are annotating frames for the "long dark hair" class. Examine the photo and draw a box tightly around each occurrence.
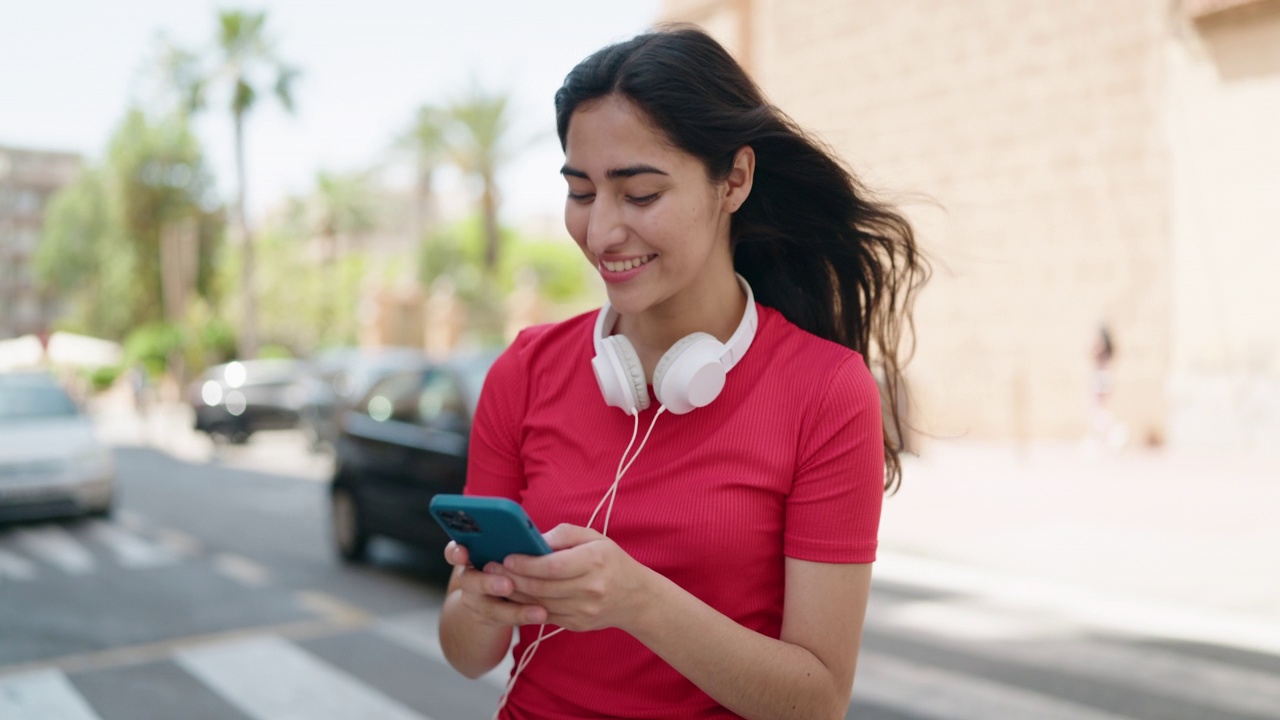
[555,26,929,492]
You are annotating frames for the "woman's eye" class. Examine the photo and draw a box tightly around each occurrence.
[628,193,659,205]
[567,192,595,202]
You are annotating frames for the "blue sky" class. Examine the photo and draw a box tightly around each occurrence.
[1,0,661,226]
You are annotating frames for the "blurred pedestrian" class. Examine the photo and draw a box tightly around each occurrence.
[438,26,927,719]
[129,364,149,414]
[1088,324,1127,452]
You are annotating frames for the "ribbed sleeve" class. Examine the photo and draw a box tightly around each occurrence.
[465,327,536,501]
[785,354,884,562]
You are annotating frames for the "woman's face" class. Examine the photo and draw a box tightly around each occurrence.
[562,95,735,319]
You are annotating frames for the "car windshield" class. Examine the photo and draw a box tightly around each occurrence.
[0,382,79,423]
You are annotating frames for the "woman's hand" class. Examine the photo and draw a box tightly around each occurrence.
[444,541,548,627]
[496,524,660,633]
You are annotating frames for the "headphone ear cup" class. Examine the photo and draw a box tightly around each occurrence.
[653,332,725,414]
[604,335,650,414]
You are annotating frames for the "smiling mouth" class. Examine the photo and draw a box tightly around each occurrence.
[600,255,657,272]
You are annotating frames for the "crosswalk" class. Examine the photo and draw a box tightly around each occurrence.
[0,517,187,582]
[2,599,1278,720]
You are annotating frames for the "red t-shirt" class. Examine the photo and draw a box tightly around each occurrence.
[465,302,884,719]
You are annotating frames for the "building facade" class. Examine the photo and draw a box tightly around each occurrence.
[0,145,82,340]
[662,0,1280,454]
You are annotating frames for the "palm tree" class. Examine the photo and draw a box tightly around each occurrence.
[306,170,378,341]
[169,10,299,359]
[444,85,513,279]
[400,105,448,246]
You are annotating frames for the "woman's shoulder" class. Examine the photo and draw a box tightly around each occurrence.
[755,303,868,373]
[490,310,595,378]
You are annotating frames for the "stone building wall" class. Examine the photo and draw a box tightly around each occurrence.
[666,0,1176,445]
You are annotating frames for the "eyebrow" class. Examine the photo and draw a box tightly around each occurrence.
[560,164,669,180]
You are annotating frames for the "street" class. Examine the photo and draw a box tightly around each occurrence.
[1,429,1278,719]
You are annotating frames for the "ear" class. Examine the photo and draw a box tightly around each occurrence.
[721,146,755,214]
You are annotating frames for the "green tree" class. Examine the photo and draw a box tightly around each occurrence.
[399,105,448,245]
[37,110,222,343]
[444,85,514,278]
[306,169,379,333]
[167,9,300,359]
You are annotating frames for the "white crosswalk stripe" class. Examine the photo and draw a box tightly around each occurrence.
[12,525,95,575]
[0,669,104,720]
[0,519,195,579]
[374,608,514,690]
[174,634,434,720]
[83,519,179,568]
[0,547,36,581]
[855,650,1141,720]
[875,599,1280,717]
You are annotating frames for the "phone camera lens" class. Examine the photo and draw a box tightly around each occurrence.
[440,509,481,533]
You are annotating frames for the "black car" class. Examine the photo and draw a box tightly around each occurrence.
[297,347,430,453]
[328,352,497,562]
[190,359,306,444]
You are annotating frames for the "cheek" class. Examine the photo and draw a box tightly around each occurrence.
[564,202,589,252]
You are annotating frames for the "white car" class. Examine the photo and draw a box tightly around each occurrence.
[0,372,115,522]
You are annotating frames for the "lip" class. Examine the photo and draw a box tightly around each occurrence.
[598,254,656,284]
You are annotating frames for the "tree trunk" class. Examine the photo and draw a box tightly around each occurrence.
[235,111,259,359]
[480,174,500,276]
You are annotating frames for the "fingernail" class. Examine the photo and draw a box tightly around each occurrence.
[484,563,500,574]
[526,608,541,623]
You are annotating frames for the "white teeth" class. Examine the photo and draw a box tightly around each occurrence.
[602,255,654,272]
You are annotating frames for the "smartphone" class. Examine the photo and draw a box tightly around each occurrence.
[429,495,552,569]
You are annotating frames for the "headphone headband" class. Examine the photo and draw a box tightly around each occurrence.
[591,274,758,415]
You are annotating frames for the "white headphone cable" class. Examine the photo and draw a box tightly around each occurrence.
[492,406,666,718]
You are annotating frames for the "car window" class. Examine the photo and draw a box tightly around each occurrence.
[362,371,425,423]
[0,382,79,423]
[417,370,467,429]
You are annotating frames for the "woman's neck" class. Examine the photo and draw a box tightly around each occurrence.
[617,268,746,362]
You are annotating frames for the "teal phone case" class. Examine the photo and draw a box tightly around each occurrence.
[429,495,552,568]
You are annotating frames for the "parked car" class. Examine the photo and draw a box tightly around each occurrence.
[328,351,497,562]
[0,372,115,522]
[297,347,430,453]
[190,359,305,444]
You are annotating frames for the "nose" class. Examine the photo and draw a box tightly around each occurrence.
[585,195,628,256]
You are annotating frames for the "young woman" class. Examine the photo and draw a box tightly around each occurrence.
[439,26,927,720]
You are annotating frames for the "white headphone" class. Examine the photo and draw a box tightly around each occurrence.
[591,274,758,415]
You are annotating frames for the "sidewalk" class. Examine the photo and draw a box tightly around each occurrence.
[878,440,1280,651]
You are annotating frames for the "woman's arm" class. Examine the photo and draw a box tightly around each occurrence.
[500,525,872,720]
[438,543,533,679]
[637,557,871,720]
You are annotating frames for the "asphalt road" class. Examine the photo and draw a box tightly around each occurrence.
[1,436,1277,719]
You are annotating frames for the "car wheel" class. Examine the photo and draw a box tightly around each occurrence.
[331,485,369,563]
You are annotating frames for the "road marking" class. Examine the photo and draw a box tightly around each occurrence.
[153,527,202,556]
[373,609,514,690]
[295,590,372,626]
[876,551,1280,657]
[83,519,178,568]
[0,613,368,680]
[13,525,95,575]
[213,553,269,587]
[876,599,1081,642]
[874,599,1280,717]
[0,548,36,581]
[114,509,147,532]
[175,635,431,720]
[0,668,104,720]
[856,651,1138,720]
